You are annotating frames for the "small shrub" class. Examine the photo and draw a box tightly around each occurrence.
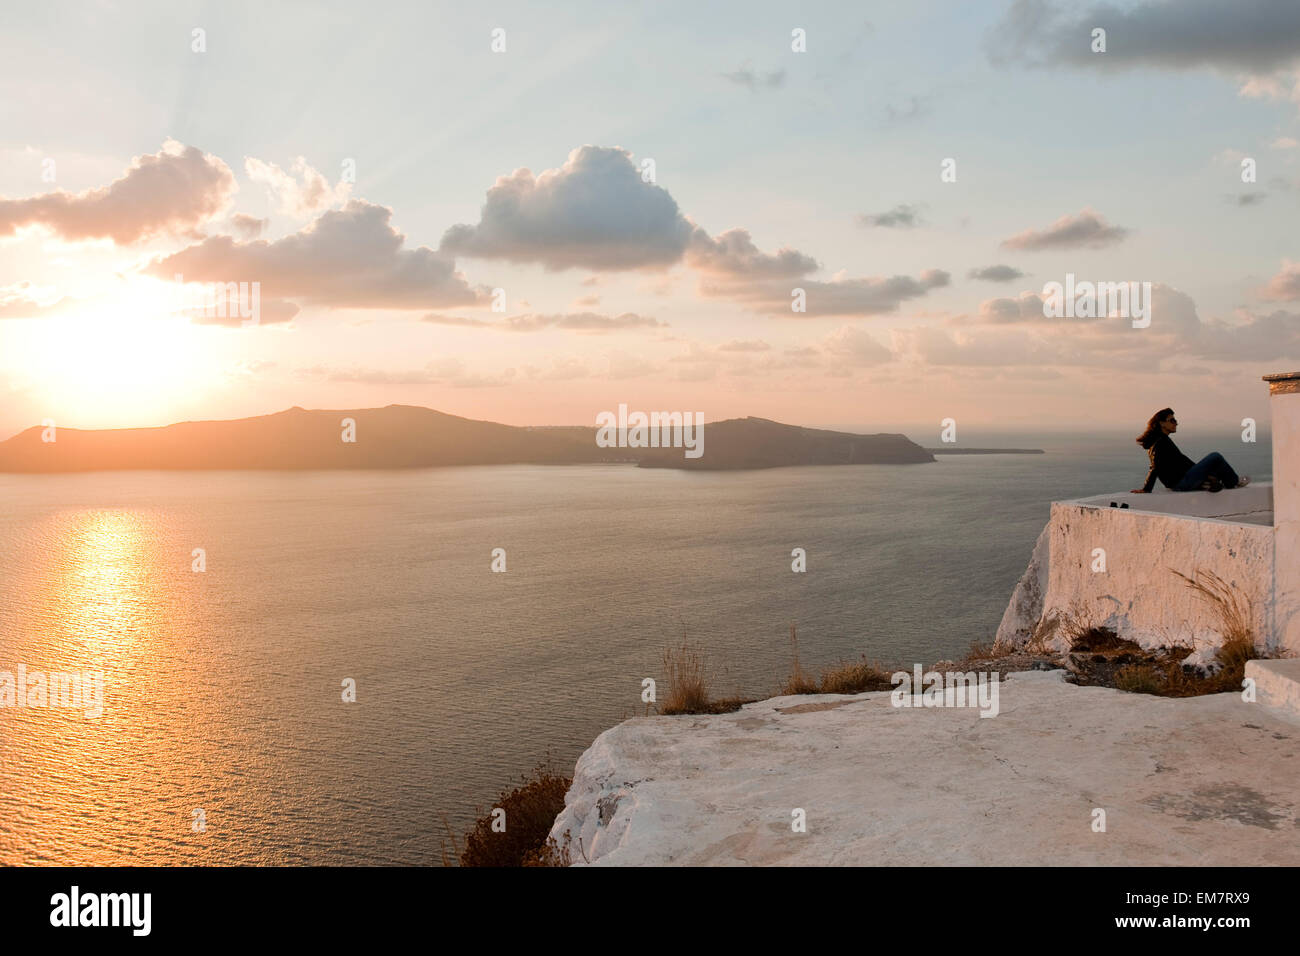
[457,764,572,867]
[525,829,575,867]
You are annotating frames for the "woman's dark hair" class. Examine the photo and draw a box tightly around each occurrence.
[1137,407,1175,448]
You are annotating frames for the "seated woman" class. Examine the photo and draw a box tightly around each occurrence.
[1131,408,1250,493]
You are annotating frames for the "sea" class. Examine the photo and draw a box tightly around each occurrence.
[0,430,1272,864]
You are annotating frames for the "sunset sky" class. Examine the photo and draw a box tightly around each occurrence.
[2,0,1299,438]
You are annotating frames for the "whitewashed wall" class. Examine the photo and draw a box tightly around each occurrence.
[1268,374,1300,656]
[1039,501,1275,658]
[997,486,1278,662]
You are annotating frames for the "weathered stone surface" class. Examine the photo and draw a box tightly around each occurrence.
[550,671,1300,865]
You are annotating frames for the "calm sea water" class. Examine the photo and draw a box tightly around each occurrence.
[0,431,1271,864]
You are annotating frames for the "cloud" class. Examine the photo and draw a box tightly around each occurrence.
[183,298,300,327]
[1001,208,1129,250]
[0,140,235,244]
[0,282,80,319]
[930,283,1300,370]
[704,340,836,377]
[421,313,492,327]
[856,204,923,228]
[822,325,892,366]
[245,156,350,217]
[884,95,930,124]
[604,351,659,379]
[976,291,1051,322]
[1190,308,1300,360]
[228,359,278,378]
[303,358,509,388]
[572,294,600,307]
[672,362,718,382]
[698,268,950,318]
[892,325,1070,367]
[639,276,675,296]
[1259,259,1300,300]
[1238,71,1300,105]
[968,264,1026,282]
[145,200,478,310]
[502,311,664,333]
[420,310,663,333]
[682,222,948,317]
[987,0,1300,74]
[719,67,786,91]
[686,227,820,278]
[522,357,591,381]
[717,339,771,352]
[439,146,695,270]
[435,143,943,320]
[972,282,1186,332]
[230,213,268,238]
[1274,136,1300,148]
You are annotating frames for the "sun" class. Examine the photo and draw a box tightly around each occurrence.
[6,280,213,427]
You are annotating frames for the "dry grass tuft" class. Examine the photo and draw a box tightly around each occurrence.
[816,657,894,694]
[1053,602,1128,653]
[1114,663,1164,695]
[1168,568,1270,695]
[1171,568,1255,649]
[660,640,711,714]
[779,672,821,695]
[1022,622,1055,655]
[1100,570,1288,697]
[659,636,751,714]
[779,622,821,694]
[962,640,1003,661]
[780,623,892,695]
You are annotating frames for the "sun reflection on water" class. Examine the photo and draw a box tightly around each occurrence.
[55,511,159,660]
[0,509,189,865]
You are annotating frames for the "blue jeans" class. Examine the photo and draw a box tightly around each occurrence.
[1175,452,1239,491]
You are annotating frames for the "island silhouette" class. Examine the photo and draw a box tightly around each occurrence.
[0,405,1041,472]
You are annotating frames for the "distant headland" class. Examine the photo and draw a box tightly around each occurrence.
[925,447,1045,455]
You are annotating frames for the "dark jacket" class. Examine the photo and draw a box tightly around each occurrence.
[1140,435,1195,492]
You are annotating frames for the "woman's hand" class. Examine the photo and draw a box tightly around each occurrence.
[1129,488,1148,494]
